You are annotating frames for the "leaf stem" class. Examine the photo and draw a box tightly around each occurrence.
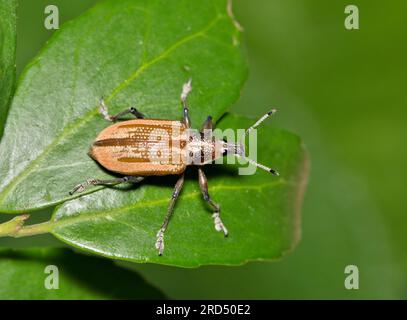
[0,215,53,238]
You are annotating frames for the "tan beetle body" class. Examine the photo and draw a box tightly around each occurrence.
[89,119,187,176]
[89,118,225,176]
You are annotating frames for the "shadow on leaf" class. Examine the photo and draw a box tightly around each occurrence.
[0,248,165,299]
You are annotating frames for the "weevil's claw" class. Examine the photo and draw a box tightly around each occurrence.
[155,230,165,256]
[181,78,192,102]
[69,179,97,195]
[69,184,84,195]
[212,212,228,237]
[99,98,113,122]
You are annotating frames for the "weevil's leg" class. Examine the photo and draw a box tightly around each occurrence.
[198,168,228,236]
[99,98,145,122]
[99,98,114,121]
[180,79,192,128]
[69,176,144,195]
[155,173,185,255]
[200,115,213,141]
[200,115,213,132]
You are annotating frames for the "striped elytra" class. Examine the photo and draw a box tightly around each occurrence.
[89,118,190,175]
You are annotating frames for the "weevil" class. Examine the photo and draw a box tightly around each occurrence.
[70,79,278,255]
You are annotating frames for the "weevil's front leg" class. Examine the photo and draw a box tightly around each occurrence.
[69,176,144,195]
[200,115,213,138]
[200,115,213,131]
[180,79,192,128]
[155,173,185,255]
[99,98,145,122]
[198,168,228,236]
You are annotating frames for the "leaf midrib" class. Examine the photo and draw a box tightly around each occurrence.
[0,14,226,205]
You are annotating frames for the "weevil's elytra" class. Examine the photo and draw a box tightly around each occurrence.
[71,79,278,255]
[89,119,187,175]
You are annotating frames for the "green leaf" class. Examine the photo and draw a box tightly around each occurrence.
[0,0,247,213]
[0,0,17,138]
[32,113,307,267]
[0,248,165,299]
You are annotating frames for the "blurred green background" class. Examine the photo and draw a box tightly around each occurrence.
[1,0,405,298]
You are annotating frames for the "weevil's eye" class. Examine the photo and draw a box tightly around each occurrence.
[222,138,228,156]
[221,138,230,156]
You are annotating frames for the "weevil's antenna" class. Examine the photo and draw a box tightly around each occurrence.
[237,155,279,176]
[238,108,279,176]
[245,109,277,136]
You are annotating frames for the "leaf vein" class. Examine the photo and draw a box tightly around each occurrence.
[0,14,225,204]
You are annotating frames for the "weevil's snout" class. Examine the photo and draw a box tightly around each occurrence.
[222,139,245,157]
[235,141,245,157]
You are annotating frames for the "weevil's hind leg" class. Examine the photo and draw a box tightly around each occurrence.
[69,176,144,195]
[155,173,185,255]
[198,168,228,236]
[180,79,192,128]
[99,98,145,122]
